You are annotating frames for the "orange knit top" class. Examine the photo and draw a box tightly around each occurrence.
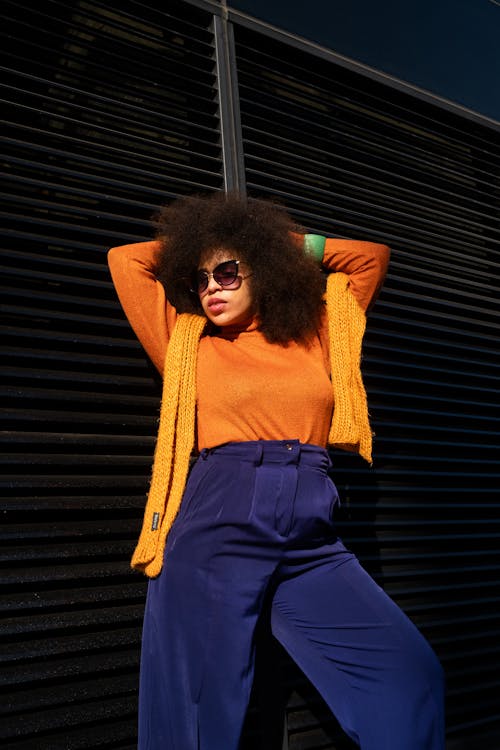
[107,237,390,451]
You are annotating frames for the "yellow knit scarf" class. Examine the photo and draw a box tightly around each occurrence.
[326,272,373,463]
[130,313,206,577]
[131,272,372,577]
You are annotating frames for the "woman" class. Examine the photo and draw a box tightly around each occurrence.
[108,191,444,750]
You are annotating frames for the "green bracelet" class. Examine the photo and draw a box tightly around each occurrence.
[303,234,326,264]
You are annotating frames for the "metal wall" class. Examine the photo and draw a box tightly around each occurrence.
[2,2,222,748]
[1,1,499,748]
[231,22,500,748]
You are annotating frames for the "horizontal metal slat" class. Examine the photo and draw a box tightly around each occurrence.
[1,606,144,638]
[2,133,222,196]
[2,475,152,490]
[235,38,500,176]
[2,675,138,728]
[241,114,497,215]
[245,172,497,255]
[0,560,140,585]
[1,427,154,445]
[373,310,498,343]
[234,27,500,166]
[2,384,157,407]
[3,635,140,672]
[0,495,149,512]
[366,325,499,360]
[243,141,499,241]
[2,405,156,424]
[3,543,136,565]
[0,581,146,612]
[238,92,494,195]
[0,693,138,736]
[2,514,144,540]
[240,125,499,219]
[1,303,133,330]
[0,82,220,151]
[0,247,114,274]
[2,368,155,390]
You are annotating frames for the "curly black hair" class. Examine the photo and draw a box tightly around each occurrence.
[154,191,326,345]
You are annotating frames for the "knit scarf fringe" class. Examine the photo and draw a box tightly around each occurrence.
[131,272,372,577]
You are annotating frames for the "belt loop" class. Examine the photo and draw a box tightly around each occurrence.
[200,448,209,461]
[296,441,302,465]
[253,442,263,466]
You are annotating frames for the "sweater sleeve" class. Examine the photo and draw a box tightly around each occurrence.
[322,238,390,312]
[107,240,179,375]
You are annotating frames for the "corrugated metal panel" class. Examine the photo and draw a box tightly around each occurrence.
[3,1,500,748]
[232,23,500,750]
[1,1,222,747]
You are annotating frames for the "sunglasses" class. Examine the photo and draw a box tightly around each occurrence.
[190,259,251,294]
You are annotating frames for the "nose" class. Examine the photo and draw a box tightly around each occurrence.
[205,273,222,293]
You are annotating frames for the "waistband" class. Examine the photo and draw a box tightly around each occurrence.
[199,439,331,470]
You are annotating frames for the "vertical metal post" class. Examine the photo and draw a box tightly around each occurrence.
[214,8,285,743]
[213,6,246,195]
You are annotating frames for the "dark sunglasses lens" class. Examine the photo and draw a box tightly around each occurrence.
[195,271,209,292]
[214,261,238,286]
[194,260,239,292]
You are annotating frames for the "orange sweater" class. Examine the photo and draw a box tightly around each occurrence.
[107,237,389,450]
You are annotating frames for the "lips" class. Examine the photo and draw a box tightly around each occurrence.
[207,298,226,315]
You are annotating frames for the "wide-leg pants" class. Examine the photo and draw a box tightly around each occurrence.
[138,440,445,750]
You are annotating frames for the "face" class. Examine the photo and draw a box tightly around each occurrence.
[196,250,255,328]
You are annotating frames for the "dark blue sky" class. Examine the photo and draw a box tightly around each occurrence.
[229,0,500,125]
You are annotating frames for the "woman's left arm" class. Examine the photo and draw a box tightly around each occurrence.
[321,237,390,312]
[301,234,390,313]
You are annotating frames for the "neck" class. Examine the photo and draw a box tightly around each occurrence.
[216,315,260,339]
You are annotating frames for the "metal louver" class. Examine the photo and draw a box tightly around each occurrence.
[1,1,222,747]
[232,22,500,750]
[2,1,500,748]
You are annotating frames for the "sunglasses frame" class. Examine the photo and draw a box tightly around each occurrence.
[190,259,242,294]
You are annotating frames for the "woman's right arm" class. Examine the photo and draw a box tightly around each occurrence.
[107,240,179,375]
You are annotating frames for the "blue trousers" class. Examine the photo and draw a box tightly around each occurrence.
[139,440,445,749]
